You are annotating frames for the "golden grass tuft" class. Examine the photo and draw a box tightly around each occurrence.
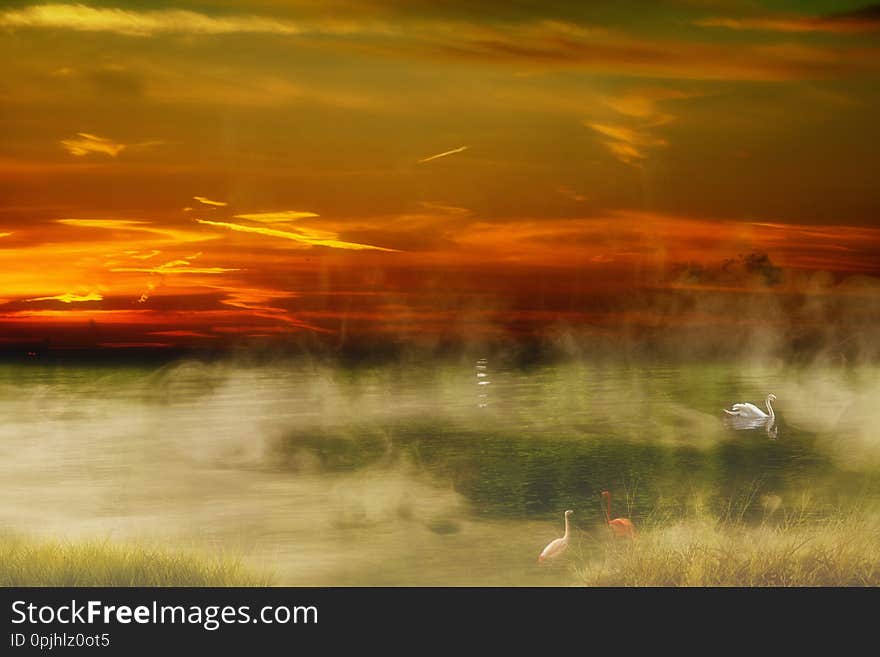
[576,512,880,587]
[0,535,271,587]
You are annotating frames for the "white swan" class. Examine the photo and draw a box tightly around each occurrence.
[723,393,776,420]
[538,510,572,563]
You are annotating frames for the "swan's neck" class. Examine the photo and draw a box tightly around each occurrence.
[563,515,570,540]
[765,396,775,420]
[603,496,611,524]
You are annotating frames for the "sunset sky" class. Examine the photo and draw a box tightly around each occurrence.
[2,1,880,350]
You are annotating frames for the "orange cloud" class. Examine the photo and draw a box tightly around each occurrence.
[3,197,878,349]
[200,284,330,332]
[695,8,880,34]
[354,18,880,81]
[0,309,153,323]
[443,211,880,276]
[149,330,215,338]
[600,88,693,121]
[556,186,587,202]
[213,285,298,312]
[5,6,873,82]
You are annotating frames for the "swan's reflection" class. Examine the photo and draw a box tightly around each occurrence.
[475,358,490,408]
[723,415,778,439]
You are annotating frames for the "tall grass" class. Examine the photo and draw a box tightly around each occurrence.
[0,536,270,587]
[574,503,880,586]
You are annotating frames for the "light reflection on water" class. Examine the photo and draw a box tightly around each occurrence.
[0,359,878,585]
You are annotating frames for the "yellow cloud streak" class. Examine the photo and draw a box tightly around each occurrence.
[57,218,219,244]
[0,4,309,37]
[195,219,399,252]
[26,291,103,303]
[586,122,668,166]
[58,219,142,229]
[695,15,880,34]
[60,132,125,157]
[112,266,236,274]
[418,146,469,164]
[234,211,319,223]
[111,257,237,274]
[194,196,228,207]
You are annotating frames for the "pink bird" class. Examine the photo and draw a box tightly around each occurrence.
[538,510,573,563]
[601,491,635,539]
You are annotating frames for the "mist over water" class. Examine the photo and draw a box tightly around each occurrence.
[1,356,879,585]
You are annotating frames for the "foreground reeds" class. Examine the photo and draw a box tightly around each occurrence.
[0,535,269,587]
[575,510,880,586]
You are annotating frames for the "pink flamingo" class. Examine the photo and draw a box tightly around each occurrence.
[538,510,573,562]
[601,491,635,539]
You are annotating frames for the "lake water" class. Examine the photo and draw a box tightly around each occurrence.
[1,358,879,585]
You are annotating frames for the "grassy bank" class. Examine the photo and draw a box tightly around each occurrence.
[0,536,270,587]
[575,511,880,586]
